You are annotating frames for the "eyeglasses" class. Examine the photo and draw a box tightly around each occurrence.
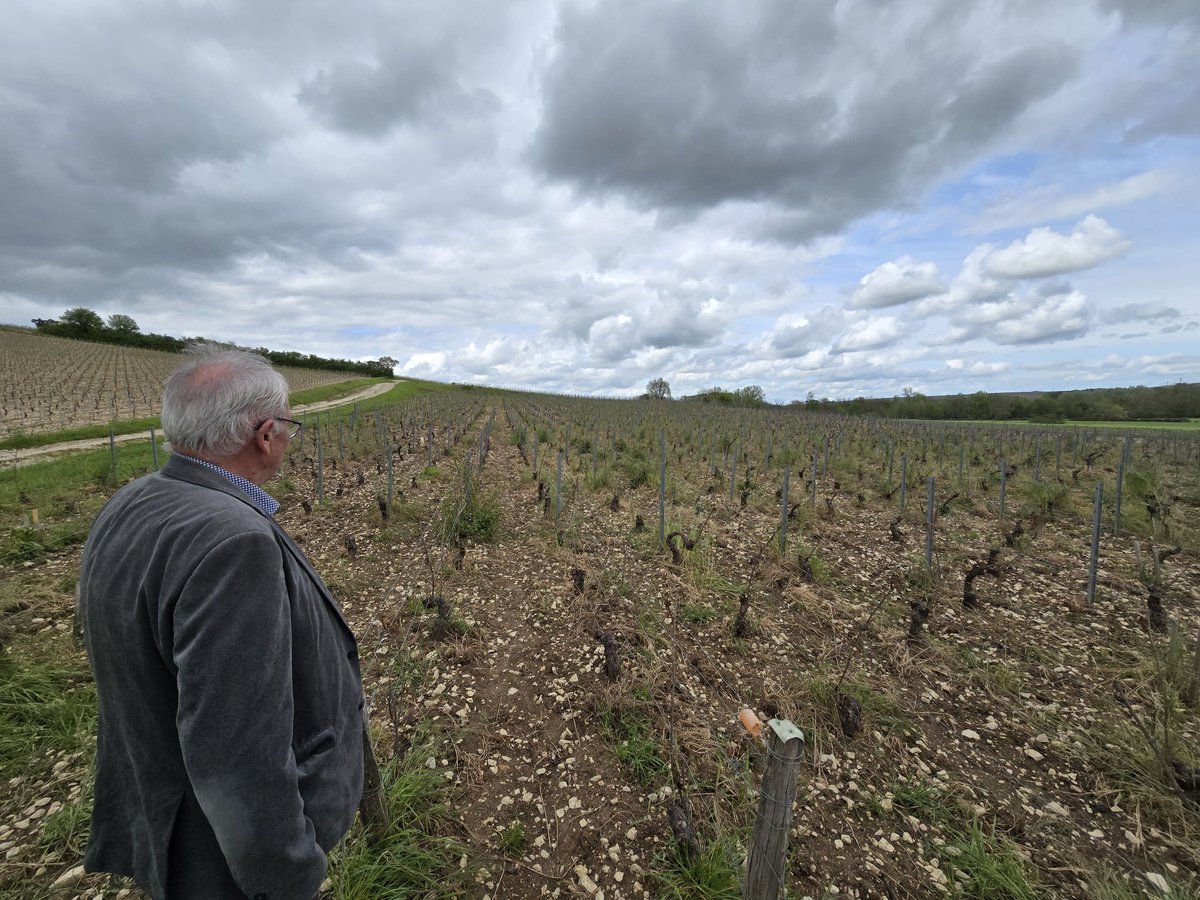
[254,416,303,439]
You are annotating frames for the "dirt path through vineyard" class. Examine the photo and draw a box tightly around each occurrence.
[0,380,401,469]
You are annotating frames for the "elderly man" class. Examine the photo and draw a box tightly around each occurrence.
[78,347,363,900]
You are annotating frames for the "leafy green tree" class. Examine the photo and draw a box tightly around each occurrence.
[734,385,766,407]
[106,313,140,335]
[644,377,672,400]
[61,307,103,333]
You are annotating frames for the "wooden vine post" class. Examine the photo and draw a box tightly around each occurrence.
[1087,481,1103,604]
[779,467,790,555]
[744,719,805,900]
[108,427,117,485]
[925,476,935,569]
[358,712,390,843]
[659,429,667,543]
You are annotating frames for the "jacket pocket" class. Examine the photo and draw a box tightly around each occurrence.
[295,725,336,776]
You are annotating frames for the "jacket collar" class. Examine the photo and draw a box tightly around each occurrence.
[160,454,267,516]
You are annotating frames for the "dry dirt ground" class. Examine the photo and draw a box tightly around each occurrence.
[2,404,1198,899]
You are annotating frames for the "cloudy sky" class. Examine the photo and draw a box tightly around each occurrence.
[1,0,1197,402]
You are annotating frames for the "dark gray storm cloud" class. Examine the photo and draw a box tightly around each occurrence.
[297,49,499,137]
[534,0,1080,241]
[0,0,1195,400]
[1099,0,1200,27]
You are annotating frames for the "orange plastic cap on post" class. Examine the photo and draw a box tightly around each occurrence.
[738,707,763,738]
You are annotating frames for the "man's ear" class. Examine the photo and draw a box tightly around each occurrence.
[254,420,275,451]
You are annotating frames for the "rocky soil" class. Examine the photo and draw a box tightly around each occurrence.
[1,403,1198,898]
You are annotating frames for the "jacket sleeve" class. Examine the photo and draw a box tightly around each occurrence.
[172,530,326,900]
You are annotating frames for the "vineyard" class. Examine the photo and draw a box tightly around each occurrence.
[0,330,363,439]
[1,385,1199,899]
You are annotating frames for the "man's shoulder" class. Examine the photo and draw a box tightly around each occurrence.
[97,467,271,535]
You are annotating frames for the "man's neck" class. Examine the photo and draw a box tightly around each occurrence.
[178,448,265,487]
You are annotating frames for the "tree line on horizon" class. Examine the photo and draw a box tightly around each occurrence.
[796,382,1199,423]
[643,377,1198,422]
[29,308,396,378]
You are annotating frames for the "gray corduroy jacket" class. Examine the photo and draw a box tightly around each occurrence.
[78,455,363,899]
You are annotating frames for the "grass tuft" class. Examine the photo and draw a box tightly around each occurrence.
[328,734,473,899]
[651,840,742,899]
[597,704,668,783]
[0,651,96,780]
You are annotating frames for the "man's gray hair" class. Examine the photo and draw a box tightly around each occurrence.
[162,345,290,458]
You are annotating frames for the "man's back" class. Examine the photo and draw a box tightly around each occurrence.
[79,456,363,900]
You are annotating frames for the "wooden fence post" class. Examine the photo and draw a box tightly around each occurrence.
[744,719,805,900]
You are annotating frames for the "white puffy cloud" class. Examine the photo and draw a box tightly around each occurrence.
[912,245,1007,318]
[582,295,728,363]
[848,256,946,309]
[968,361,1011,374]
[768,305,846,357]
[401,351,448,375]
[834,316,906,352]
[991,288,1090,344]
[981,215,1130,278]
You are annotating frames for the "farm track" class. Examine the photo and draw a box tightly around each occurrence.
[2,395,1199,898]
[0,381,402,469]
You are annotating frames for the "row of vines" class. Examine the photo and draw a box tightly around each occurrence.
[0,330,362,438]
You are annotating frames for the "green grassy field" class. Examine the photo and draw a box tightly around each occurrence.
[951,418,1200,432]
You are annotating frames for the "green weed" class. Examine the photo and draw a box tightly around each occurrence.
[1087,866,1200,899]
[953,647,1025,697]
[328,735,473,899]
[441,491,501,544]
[597,705,668,783]
[0,651,96,781]
[892,779,1044,898]
[651,840,742,899]
[799,669,912,736]
[36,784,93,860]
[495,821,525,856]
[942,818,1044,899]
[680,603,718,624]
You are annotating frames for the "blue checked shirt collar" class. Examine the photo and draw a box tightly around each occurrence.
[175,454,281,517]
